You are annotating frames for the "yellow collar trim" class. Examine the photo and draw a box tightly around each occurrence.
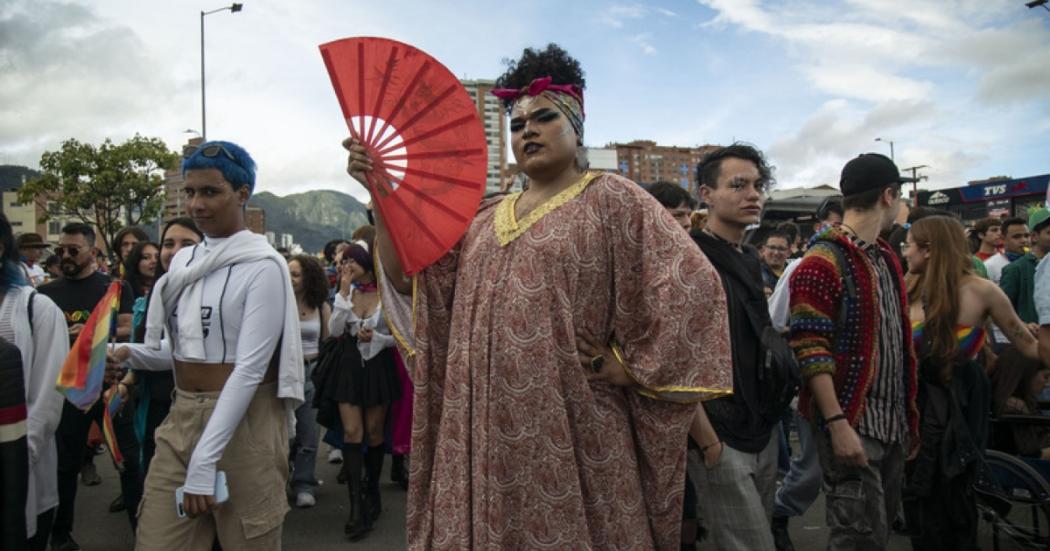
[494,171,599,247]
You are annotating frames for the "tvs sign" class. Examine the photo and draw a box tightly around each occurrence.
[928,191,950,205]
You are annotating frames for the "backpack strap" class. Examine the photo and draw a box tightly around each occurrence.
[27,290,37,337]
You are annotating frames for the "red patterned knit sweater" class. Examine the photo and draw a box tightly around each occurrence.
[788,227,919,440]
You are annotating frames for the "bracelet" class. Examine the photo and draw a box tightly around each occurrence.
[700,441,721,453]
[609,341,627,367]
[825,413,847,424]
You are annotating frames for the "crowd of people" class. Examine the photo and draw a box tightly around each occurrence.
[1,44,1049,551]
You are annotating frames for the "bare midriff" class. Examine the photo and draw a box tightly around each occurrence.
[174,361,278,392]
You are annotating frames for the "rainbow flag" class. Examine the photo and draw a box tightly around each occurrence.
[56,281,122,411]
[102,389,125,471]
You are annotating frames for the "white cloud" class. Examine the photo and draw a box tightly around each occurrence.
[631,33,657,55]
[599,3,677,28]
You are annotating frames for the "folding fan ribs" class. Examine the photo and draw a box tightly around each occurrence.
[320,37,488,275]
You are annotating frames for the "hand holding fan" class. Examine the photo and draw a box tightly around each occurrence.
[320,37,488,275]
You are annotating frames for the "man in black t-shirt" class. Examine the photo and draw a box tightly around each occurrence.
[691,145,783,550]
[37,223,136,551]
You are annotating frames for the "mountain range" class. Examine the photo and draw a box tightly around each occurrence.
[249,189,370,253]
[2,164,367,253]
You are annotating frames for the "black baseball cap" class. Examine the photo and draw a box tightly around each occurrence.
[839,153,902,197]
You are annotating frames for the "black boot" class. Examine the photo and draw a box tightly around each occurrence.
[365,445,385,522]
[392,453,409,491]
[343,447,369,540]
[771,515,795,551]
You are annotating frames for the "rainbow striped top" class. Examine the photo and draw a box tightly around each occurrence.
[911,322,987,361]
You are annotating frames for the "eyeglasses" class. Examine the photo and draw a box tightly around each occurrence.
[56,245,83,257]
[764,245,789,253]
[183,143,238,163]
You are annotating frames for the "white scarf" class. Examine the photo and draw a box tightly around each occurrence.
[144,230,304,404]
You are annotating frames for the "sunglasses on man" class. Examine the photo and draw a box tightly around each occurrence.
[56,245,85,257]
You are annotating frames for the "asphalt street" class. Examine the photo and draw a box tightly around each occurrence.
[65,442,1003,550]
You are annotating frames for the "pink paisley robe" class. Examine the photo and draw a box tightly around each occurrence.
[380,172,732,550]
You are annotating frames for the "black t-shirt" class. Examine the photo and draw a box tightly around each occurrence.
[38,271,133,332]
[692,231,777,453]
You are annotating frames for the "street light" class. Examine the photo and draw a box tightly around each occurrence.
[200,3,244,141]
[874,137,895,161]
[1027,0,1050,12]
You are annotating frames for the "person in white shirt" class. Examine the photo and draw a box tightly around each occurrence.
[16,233,50,287]
[985,217,1029,284]
[986,217,1030,348]
[118,141,303,551]
[0,213,68,551]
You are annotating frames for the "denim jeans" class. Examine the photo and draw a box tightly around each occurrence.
[289,360,320,495]
[774,411,822,518]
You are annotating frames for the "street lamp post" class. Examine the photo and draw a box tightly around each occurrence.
[874,137,895,161]
[1027,0,1050,13]
[200,3,243,141]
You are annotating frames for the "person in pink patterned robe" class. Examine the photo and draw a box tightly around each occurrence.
[344,47,732,550]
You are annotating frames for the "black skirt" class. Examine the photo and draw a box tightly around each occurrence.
[317,336,401,407]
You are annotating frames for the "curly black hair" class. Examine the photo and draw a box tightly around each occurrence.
[494,43,586,113]
[289,254,330,311]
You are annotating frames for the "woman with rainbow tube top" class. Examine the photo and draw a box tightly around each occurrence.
[901,215,1040,551]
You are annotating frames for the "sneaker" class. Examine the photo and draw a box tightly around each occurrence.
[295,492,316,508]
[328,448,343,464]
[771,516,795,551]
[50,534,82,551]
[80,463,101,486]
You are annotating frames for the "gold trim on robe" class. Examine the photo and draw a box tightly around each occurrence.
[494,171,599,247]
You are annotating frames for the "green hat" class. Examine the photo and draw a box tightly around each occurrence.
[1029,207,1050,232]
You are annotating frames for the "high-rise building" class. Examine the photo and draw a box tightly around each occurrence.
[162,137,203,221]
[462,79,507,194]
[610,140,720,197]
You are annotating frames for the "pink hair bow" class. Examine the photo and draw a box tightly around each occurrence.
[490,76,585,116]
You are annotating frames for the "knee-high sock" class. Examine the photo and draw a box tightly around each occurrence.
[365,445,384,491]
[345,446,364,498]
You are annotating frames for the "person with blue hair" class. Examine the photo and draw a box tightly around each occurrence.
[127,140,305,550]
[0,212,69,550]
[181,141,257,197]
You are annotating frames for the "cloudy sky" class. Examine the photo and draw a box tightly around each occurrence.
[1,0,1048,201]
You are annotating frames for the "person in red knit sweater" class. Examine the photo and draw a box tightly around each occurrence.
[788,153,919,550]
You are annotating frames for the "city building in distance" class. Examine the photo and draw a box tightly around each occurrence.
[610,140,719,197]
[462,79,507,195]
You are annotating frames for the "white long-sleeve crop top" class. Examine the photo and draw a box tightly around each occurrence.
[154,235,287,495]
[328,290,395,360]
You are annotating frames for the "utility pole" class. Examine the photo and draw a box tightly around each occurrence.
[901,164,929,198]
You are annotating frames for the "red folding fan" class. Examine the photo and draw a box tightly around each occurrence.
[320,37,488,275]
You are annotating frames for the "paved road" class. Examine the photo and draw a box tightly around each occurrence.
[68,443,405,550]
[67,443,1003,550]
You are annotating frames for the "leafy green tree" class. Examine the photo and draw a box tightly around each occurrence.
[19,135,178,257]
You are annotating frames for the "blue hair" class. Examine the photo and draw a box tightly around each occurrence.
[0,212,26,290]
[181,140,257,196]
